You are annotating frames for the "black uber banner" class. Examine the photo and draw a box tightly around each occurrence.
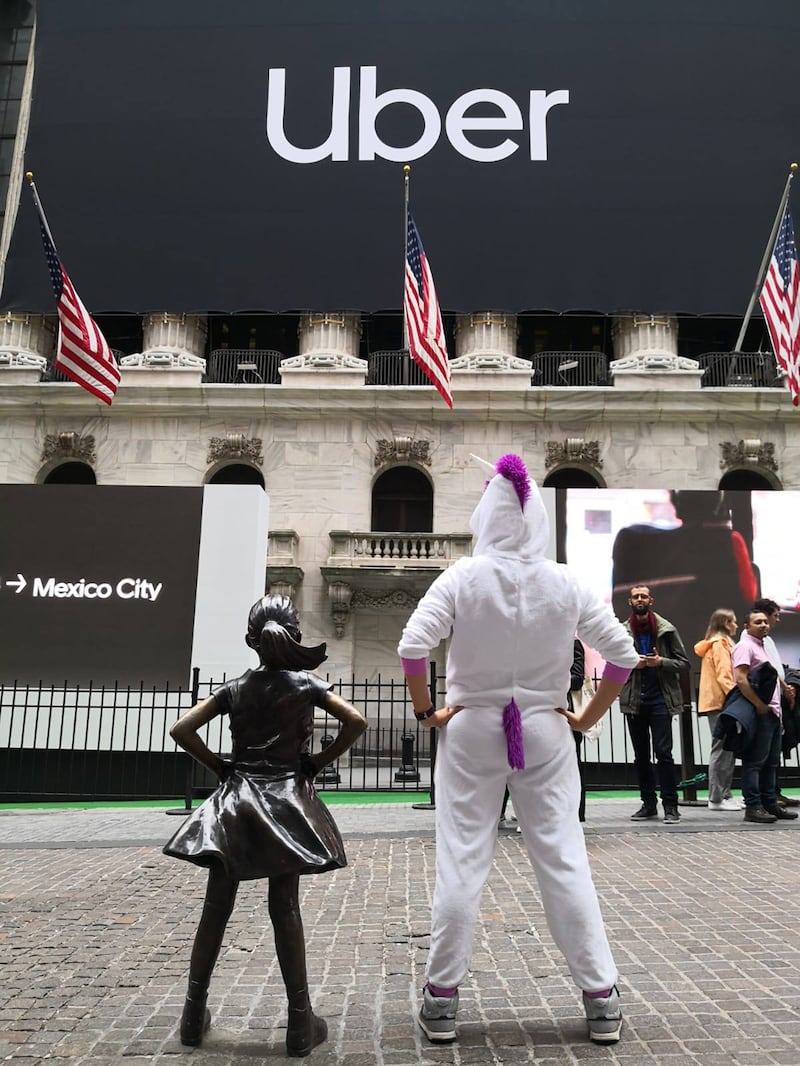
[1,0,798,314]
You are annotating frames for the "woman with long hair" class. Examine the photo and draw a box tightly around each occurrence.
[164,595,367,1056]
[694,608,739,811]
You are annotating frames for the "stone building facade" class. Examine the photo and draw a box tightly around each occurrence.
[0,309,792,682]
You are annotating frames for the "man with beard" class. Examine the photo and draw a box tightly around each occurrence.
[619,586,689,824]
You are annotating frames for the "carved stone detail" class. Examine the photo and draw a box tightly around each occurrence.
[207,434,264,466]
[280,353,365,371]
[351,588,420,610]
[609,353,700,372]
[328,581,353,638]
[0,351,47,371]
[120,351,205,370]
[374,437,431,467]
[449,353,532,372]
[545,439,603,469]
[720,440,778,472]
[41,432,96,465]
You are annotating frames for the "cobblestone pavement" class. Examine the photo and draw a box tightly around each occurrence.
[2,800,800,1066]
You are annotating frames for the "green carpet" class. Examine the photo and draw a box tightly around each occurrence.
[0,789,659,811]
[5,789,796,812]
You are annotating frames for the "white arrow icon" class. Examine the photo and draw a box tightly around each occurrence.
[6,574,26,594]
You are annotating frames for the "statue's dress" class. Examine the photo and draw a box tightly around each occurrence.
[163,668,346,880]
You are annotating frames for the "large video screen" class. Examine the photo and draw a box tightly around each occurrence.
[564,489,800,675]
[0,486,203,686]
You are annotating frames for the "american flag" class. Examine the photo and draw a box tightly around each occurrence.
[759,204,800,405]
[404,212,452,408]
[34,205,120,405]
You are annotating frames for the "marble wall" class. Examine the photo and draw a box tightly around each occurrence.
[0,379,793,679]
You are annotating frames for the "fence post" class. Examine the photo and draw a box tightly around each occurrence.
[166,667,200,816]
[412,661,437,810]
[317,732,341,784]
[393,731,419,782]
[677,667,705,806]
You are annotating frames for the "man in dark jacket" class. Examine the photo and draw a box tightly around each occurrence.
[619,586,689,824]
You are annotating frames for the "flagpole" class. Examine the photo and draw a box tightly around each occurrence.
[24,171,58,250]
[402,164,411,384]
[734,162,798,353]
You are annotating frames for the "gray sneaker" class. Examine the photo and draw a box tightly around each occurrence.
[582,985,622,1044]
[418,986,458,1042]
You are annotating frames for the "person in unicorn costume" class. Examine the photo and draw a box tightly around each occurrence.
[398,454,640,1045]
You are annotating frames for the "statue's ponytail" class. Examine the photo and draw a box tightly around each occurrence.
[246,595,327,670]
[258,620,327,670]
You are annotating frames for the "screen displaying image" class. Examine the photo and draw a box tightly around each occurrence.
[564,489,800,678]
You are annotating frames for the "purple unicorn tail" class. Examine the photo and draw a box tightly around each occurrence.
[502,698,525,771]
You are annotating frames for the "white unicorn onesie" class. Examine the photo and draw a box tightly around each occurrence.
[398,454,639,1046]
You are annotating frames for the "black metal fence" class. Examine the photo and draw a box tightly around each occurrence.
[531,351,610,387]
[698,351,783,388]
[366,350,430,386]
[205,348,283,384]
[2,667,798,803]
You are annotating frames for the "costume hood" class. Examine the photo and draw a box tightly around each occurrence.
[694,634,730,658]
[470,454,549,559]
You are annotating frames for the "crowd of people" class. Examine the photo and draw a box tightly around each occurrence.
[615,586,797,826]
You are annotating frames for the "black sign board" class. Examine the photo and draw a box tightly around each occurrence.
[1,0,797,314]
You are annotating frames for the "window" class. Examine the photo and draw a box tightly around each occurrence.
[718,470,777,491]
[371,467,433,532]
[543,467,603,489]
[43,462,96,484]
[207,463,265,487]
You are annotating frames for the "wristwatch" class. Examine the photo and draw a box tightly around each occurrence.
[414,705,436,720]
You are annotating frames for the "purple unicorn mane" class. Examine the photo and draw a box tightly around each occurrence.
[495,454,530,510]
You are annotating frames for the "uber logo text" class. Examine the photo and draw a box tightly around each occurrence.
[266,66,569,163]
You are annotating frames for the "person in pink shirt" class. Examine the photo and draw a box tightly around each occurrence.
[732,610,797,825]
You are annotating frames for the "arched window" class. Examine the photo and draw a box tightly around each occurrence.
[718,470,779,491]
[372,467,433,532]
[542,467,604,489]
[42,461,97,484]
[207,464,265,487]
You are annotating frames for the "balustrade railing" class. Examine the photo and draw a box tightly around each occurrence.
[329,530,473,565]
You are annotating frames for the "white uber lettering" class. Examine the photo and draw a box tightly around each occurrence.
[445,89,522,162]
[266,66,351,163]
[117,578,136,599]
[358,66,441,162]
[33,577,55,597]
[528,89,570,160]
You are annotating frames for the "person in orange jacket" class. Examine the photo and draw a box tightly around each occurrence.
[694,609,740,811]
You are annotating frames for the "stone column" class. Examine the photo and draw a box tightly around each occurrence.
[455,312,517,358]
[610,314,701,390]
[450,311,532,387]
[280,312,366,385]
[119,313,206,385]
[0,313,53,382]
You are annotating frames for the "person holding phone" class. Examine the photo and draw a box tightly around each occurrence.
[619,586,689,824]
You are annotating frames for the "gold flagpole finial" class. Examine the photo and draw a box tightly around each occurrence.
[403,164,411,176]
[25,171,34,182]
[791,162,798,173]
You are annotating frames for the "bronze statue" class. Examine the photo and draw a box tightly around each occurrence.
[164,595,367,1056]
